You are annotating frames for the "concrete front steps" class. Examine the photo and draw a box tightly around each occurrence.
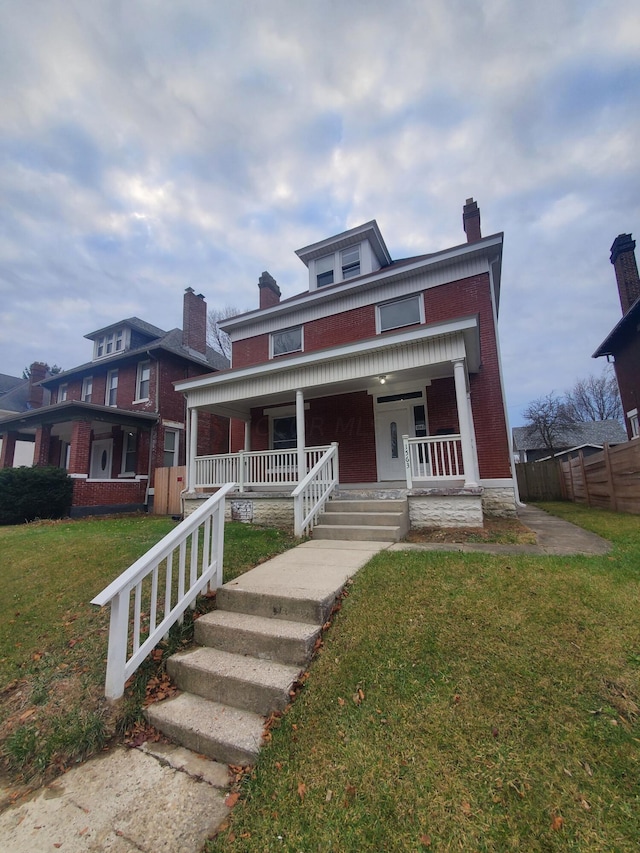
[145,586,323,767]
[313,498,409,542]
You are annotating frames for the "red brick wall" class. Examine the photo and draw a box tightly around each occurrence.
[427,379,459,434]
[72,478,147,507]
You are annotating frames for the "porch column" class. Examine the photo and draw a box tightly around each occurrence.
[452,358,479,488]
[68,420,92,475]
[0,431,18,468]
[188,407,198,491]
[244,420,251,451]
[296,389,306,482]
[33,424,52,467]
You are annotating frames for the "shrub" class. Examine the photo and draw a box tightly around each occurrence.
[0,466,73,525]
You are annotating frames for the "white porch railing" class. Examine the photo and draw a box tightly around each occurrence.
[91,482,235,700]
[403,435,464,488]
[194,446,331,490]
[292,443,339,537]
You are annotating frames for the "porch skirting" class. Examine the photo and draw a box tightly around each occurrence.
[407,491,483,529]
[481,486,518,518]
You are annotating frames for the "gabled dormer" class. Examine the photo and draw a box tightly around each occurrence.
[295,220,392,292]
[85,318,166,362]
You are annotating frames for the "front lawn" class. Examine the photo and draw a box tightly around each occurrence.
[0,516,296,791]
[209,505,640,852]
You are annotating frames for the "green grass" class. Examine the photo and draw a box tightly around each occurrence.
[208,505,640,852]
[0,516,296,787]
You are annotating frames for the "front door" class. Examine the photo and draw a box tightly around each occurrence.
[375,405,411,481]
[90,439,113,479]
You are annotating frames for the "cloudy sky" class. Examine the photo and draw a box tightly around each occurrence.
[1,0,639,427]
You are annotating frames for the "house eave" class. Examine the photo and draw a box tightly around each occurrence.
[592,297,640,357]
[0,401,158,433]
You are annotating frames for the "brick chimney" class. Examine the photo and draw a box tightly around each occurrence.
[28,361,48,409]
[463,198,482,243]
[610,233,640,316]
[258,271,281,310]
[182,287,207,355]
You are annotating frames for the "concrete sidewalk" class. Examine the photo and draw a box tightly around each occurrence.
[0,510,610,851]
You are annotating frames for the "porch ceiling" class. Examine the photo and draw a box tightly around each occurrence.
[180,317,480,419]
[0,401,157,439]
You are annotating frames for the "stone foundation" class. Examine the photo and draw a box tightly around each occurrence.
[481,486,517,518]
[408,493,483,528]
[184,492,295,529]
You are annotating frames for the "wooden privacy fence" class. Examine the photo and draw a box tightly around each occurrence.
[559,441,640,514]
[515,460,563,502]
[153,466,187,515]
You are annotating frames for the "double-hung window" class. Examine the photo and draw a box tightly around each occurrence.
[121,430,137,475]
[163,430,179,467]
[341,246,360,279]
[81,376,93,403]
[316,255,334,288]
[628,409,639,439]
[377,294,423,333]
[105,370,118,407]
[271,326,303,358]
[58,384,68,402]
[136,361,150,401]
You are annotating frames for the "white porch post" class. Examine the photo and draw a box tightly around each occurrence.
[244,420,251,451]
[188,407,198,491]
[452,358,479,488]
[296,389,306,482]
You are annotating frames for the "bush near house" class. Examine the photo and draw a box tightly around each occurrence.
[0,467,73,525]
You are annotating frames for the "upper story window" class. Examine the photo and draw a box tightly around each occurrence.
[105,370,118,407]
[81,376,93,403]
[94,328,127,360]
[136,361,150,401]
[341,246,360,279]
[316,255,334,288]
[271,326,303,358]
[377,294,424,333]
[58,383,68,403]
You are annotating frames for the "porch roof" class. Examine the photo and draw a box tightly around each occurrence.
[176,316,480,419]
[0,400,158,439]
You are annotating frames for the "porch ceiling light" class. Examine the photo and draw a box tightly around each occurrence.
[379,375,387,384]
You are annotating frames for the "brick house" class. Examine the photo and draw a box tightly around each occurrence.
[0,289,229,515]
[175,200,518,531]
[593,234,640,440]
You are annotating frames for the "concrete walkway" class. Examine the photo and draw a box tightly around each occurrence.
[0,510,610,851]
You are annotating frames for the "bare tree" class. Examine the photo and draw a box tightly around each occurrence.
[522,392,574,457]
[563,368,622,423]
[207,306,245,361]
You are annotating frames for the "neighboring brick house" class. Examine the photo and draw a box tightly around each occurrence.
[0,289,229,515]
[176,199,518,522]
[512,420,628,463]
[593,234,640,440]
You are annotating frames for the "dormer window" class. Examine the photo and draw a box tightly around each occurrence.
[94,328,127,360]
[316,255,334,288]
[341,246,360,279]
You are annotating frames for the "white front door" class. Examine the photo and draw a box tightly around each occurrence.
[375,405,411,481]
[90,439,113,479]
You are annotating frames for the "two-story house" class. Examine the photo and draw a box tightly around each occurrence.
[175,200,517,533]
[0,289,229,515]
[593,233,640,440]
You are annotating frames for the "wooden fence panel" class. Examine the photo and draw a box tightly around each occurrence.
[559,441,640,515]
[153,466,187,515]
[515,460,563,501]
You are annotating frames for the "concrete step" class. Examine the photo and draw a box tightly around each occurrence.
[145,692,264,766]
[167,646,301,715]
[325,499,407,513]
[216,585,335,625]
[319,510,406,526]
[195,610,321,666]
[312,524,404,542]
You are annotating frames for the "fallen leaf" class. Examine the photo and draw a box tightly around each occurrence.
[420,834,432,846]
[338,697,345,706]
[582,761,593,776]
[225,792,240,808]
[551,815,564,831]
[326,789,333,802]
[461,801,472,815]
[297,781,306,799]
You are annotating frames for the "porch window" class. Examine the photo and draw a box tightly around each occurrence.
[273,416,297,450]
[272,326,303,357]
[390,421,398,458]
[81,376,93,403]
[105,370,118,407]
[136,361,150,401]
[341,246,360,279]
[377,294,423,333]
[316,255,334,288]
[121,430,137,475]
[58,384,68,402]
[164,429,179,467]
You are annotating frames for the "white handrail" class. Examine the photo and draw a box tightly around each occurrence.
[194,446,330,490]
[91,482,235,700]
[403,435,464,488]
[292,443,339,537]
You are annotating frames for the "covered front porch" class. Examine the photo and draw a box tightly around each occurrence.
[176,318,491,534]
